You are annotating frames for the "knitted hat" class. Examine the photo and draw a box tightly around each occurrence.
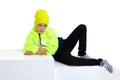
[34,9,49,26]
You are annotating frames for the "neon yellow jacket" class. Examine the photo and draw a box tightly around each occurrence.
[23,26,58,55]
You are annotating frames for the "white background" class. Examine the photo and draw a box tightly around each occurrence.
[0,0,120,71]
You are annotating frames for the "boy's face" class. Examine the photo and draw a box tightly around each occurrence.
[36,24,47,34]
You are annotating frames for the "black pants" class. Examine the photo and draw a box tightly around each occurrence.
[53,24,102,66]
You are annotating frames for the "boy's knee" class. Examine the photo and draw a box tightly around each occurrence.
[78,24,87,30]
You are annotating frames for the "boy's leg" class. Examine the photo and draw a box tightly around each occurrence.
[62,24,87,56]
[54,54,113,73]
[78,24,87,56]
[56,53,102,66]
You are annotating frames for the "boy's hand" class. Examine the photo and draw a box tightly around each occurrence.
[38,48,47,55]
[24,52,33,55]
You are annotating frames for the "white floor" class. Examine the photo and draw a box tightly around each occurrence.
[101,68,120,80]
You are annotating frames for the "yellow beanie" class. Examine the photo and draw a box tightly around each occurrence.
[34,9,49,26]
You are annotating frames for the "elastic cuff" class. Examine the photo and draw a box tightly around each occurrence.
[98,58,103,66]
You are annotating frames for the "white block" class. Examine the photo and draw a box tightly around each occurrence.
[0,50,54,80]
[55,61,104,80]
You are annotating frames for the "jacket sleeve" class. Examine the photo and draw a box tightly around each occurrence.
[42,29,58,55]
[23,33,39,54]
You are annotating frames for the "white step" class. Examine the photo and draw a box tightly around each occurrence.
[54,61,106,80]
[0,50,54,80]
[0,50,110,80]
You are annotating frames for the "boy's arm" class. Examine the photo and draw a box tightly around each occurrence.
[23,33,39,54]
[42,30,58,55]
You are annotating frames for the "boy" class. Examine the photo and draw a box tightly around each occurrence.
[23,9,113,73]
